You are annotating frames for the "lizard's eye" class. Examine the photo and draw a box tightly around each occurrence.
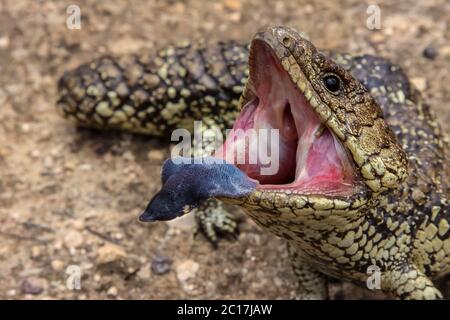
[323,74,341,94]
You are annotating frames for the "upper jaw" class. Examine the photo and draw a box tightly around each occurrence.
[255,27,409,195]
[214,29,361,198]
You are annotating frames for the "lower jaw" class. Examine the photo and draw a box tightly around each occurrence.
[213,113,357,197]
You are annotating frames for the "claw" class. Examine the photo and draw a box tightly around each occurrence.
[193,200,239,248]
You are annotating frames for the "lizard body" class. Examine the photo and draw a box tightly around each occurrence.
[58,27,449,299]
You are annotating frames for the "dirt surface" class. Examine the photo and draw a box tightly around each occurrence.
[0,0,449,300]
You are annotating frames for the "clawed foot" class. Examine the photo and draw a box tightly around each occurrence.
[193,199,239,248]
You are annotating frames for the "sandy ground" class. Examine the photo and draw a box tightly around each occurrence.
[0,0,449,299]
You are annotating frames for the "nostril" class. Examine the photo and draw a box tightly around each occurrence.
[282,37,292,47]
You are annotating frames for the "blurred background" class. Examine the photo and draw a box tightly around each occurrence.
[0,0,449,299]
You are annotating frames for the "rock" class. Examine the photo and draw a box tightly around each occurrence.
[113,232,124,241]
[79,163,92,171]
[423,45,438,60]
[176,260,200,294]
[410,77,427,92]
[228,12,241,22]
[7,289,16,297]
[274,277,284,288]
[96,244,127,265]
[151,255,172,275]
[137,265,151,279]
[63,230,84,249]
[70,219,85,230]
[176,259,199,283]
[21,277,47,295]
[51,260,65,272]
[440,45,450,57]
[147,149,165,162]
[122,151,135,162]
[107,286,118,297]
[110,37,145,56]
[223,0,242,11]
[172,2,185,14]
[21,123,31,133]
[31,246,41,258]
[369,32,385,44]
[29,149,41,159]
[0,36,10,49]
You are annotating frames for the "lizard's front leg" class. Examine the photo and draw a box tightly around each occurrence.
[384,264,443,299]
[189,122,240,247]
[287,242,329,300]
[192,198,238,248]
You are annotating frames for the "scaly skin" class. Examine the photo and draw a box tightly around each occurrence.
[58,41,248,136]
[58,27,449,299]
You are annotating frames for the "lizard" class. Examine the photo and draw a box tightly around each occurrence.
[57,26,449,299]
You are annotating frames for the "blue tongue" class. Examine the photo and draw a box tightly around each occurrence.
[139,157,257,222]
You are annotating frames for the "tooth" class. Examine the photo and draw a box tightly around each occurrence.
[288,55,296,65]
[309,96,318,108]
[304,89,312,100]
[281,58,291,71]
[290,64,301,82]
[297,80,306,91]
[317,104,331,121]
[315,124,326,138]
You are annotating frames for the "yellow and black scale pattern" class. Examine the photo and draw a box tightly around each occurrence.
[58,40,248,137]
[58,30,449,299]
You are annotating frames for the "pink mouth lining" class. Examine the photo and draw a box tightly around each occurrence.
[214,43,357,196]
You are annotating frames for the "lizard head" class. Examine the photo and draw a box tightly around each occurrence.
[213,26,408,232]
[140,26,408,238]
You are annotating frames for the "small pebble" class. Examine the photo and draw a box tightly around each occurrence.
[176,260,200,294]
[29,149,40,159]
[223,0,242,11]
[137,265,151,279]
[21,123,31,133]
[0,36,10,49]
[370,32,385,44]
[96,244,127,265]
[176,259,199,283]
[21,278,47,295]
[122,151,135,161]
[31,246,41,258]
[423,45,438,60]
[107,286,118,296]
[51,260,65,272]
[70,219,85,230]
[147,149,165,162]
[151,255,173,275]
[63,230,84,249]
[7,289,16,296]
[411,77,427,92]
[79,163,92,171]
[440,45,450,57]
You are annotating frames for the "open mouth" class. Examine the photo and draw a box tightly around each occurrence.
[214,41,358,196]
